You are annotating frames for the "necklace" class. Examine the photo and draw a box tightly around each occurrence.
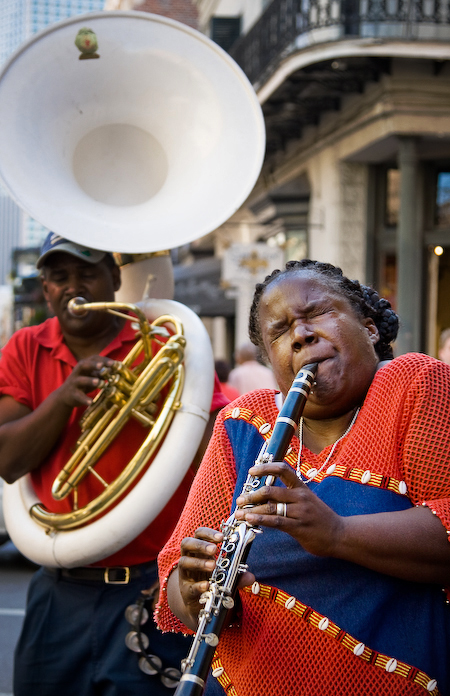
[296,407,360,483]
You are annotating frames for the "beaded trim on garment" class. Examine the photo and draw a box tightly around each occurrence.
[223,407,409,497]
[209,581,440,696]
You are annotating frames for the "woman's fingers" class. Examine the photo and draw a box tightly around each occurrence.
[236,464,304,510]
[234,467,343,556]
[249,461,301,488]
[194,527,223,544]
[178,528,223,603]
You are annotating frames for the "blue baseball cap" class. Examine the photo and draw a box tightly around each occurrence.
[37,232,109,269]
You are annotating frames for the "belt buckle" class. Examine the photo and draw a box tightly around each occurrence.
[104,566,130,584]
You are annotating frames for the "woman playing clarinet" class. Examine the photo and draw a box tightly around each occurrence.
[156,259,450,696]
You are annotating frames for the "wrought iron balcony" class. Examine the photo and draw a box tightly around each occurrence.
[229,0,450,85]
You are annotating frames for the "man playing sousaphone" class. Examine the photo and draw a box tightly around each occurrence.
[0,232,229,696]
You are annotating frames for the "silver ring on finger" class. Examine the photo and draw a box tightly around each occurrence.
[276,502,287,517]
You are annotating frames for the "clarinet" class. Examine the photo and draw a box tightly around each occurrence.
[175,362,318,696]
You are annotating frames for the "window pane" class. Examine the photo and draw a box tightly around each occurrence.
[211,17,241,51]
[379,252,397,311]
[436,172,450,228]
[385,168,400,227]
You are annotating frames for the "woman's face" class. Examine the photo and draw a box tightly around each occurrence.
[258,271,380,418]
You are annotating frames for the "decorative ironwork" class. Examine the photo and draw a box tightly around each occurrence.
[230,0,450,84]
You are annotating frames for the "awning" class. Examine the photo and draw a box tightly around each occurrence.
[174,257,235,317]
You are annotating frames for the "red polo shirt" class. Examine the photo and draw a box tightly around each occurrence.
[0,316,227,566]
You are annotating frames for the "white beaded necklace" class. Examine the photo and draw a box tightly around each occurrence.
[296,407,360,483]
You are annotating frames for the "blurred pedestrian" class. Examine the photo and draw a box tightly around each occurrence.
[215,359,240,401]
[228,342,278,395]
[438,328,450,365]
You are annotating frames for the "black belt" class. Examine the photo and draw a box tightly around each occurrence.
[44,561,155,585]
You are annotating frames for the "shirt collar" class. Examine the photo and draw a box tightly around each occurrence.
[34,315,137,366]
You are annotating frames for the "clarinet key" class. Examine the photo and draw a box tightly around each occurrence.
[204,632,219,647]
[222,596,234,609]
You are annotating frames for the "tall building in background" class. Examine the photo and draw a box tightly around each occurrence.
[0,0,105,284]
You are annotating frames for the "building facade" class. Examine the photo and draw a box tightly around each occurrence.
[189,0,450,358]
[3,0,448,358]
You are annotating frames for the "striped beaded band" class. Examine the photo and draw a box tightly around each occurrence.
[224,408,409,496]
[242,582,440,695]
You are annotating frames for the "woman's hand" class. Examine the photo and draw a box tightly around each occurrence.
[234,461,343,557]
[168,525,257,631]
[234,461,450,585]
[177,527,223,621]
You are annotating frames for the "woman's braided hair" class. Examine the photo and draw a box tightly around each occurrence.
[248,259,399,361]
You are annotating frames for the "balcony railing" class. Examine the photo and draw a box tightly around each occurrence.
[229,0,450,84]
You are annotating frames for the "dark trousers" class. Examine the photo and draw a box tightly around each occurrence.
[14,564,191,696]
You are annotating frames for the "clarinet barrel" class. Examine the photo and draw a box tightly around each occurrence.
[175,362,318,696]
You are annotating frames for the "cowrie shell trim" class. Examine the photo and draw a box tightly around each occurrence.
[385,658,397,673]
[361,470,371,484]
[285,596,296,610]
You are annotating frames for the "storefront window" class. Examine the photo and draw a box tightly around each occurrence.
[285,230,308,262]
[379,252,397,311]
[266,229,308,262]
[436,172,450,228]
[385,168,400,227]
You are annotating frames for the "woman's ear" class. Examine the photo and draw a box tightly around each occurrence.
[364,318,380,345]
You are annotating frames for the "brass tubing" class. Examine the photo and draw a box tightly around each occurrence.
[31,302,187,529]
[51,337,183,500]
[30,365,185,530]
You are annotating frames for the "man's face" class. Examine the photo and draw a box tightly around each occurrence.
[41,252,121,338]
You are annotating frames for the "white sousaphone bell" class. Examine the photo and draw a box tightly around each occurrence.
[0,11,265,567]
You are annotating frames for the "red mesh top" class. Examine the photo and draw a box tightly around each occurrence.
[157,353,450,696]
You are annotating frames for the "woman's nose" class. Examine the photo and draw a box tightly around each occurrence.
[291,322,316,350]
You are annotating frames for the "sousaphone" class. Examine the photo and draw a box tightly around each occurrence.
[0,11,265,567]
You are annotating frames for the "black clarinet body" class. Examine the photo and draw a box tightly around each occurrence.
[175,363,318,696]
